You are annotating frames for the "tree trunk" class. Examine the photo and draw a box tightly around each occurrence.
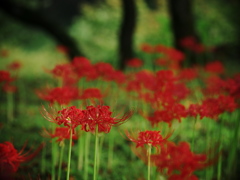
[118,0,137,70]
[168,0,197,50]
[0,0,83,60]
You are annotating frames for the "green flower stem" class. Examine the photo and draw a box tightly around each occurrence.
[227,110,240,175]
[78,133,84,170]
[108,132,114,170]
[94,126,99,180]
[217,116,224,180]
[206,119,213,180]
[41,143,46,174]
[97,135,104,173]
[66,128,73,180]
[191,117,198,151]
[217,144,222,180]
[7,92,14,122]
[18,81,26,114]
[51,125,58,180]
[58,141,65,180]
[84,132,91,180]
[147,144,152,180]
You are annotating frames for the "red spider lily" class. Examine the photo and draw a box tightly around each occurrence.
[56,45,69,54]
[187,104,201,118]
[177,68,198,81]
[0,142,44,176]
[0,70,14,83]
[127,58,143,68]
[152,141,207,179]
[0,49,9,57]
[155,70,176,87]
[140,43,154,53]
[0,70,16,93]
[2,83,17,93]
[55,106,84,133]
[135,70,156,91]
[188,95,237,119]
[126,79,142,92]
[94,62,114,79]
[72,57,98,80]
[148,103,187,127]
[155,45,185,62]
[42,105,84,133]
[7,61,22,71]
[43,127,78,144]
[36,86,80,105]
[49,64,78,86]
[200,95,236,119]
[203,76,227,96]
[126,130,171,149]
[229,74,240,100]
[50,64,74,78]
[180,36,205,53]
[205,61,224,74]
[104,69,126,84]
[81,105,132,133]
[126,70,156,93]
[80,88,103,100]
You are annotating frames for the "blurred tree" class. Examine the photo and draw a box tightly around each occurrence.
[143,0,159,10]
[39,0,102,27]
[118,0,137,70]
[0,0,84,59]
[215,0,240,59]
[167,0,200,66]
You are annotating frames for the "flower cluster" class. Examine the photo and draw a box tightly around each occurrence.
[44,127,78,144]
[152,141,208,180]
[0,142,43,176]
[36,86,80,105]
[0,70,16,93]
[187,95,237,119]
[126,130,171,149]
[43,104,132,134]
[180,36,205,53]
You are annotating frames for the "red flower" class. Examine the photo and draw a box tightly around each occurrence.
[2,83,17,93]
[44,127,78,143]
[36,86,80,105]
[177,68,198,81]
[152,141,207,178]
[148,103,186,127]
[126,130,171,149]
[0,142,44,176]
[127,58,143,68]
[81,105,132,133]
[205,61,224,74]
[94,62,114,78]
[107,70,126,84]
[49,64,78,86]
[80,88,103,100]
[188,95,237,119]
[0,70,14,83]
[56,45,69,54]
[140,43,154,53]
[180,36,205,53]
[42,105,84,133]
[50,64,73,78]
[0,70,16,93]
[72,57,98,80]
[55,106,84,132]
[7,61,22,71]
[0,49,9,57]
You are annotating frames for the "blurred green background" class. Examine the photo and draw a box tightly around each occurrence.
[0,0,239,76]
